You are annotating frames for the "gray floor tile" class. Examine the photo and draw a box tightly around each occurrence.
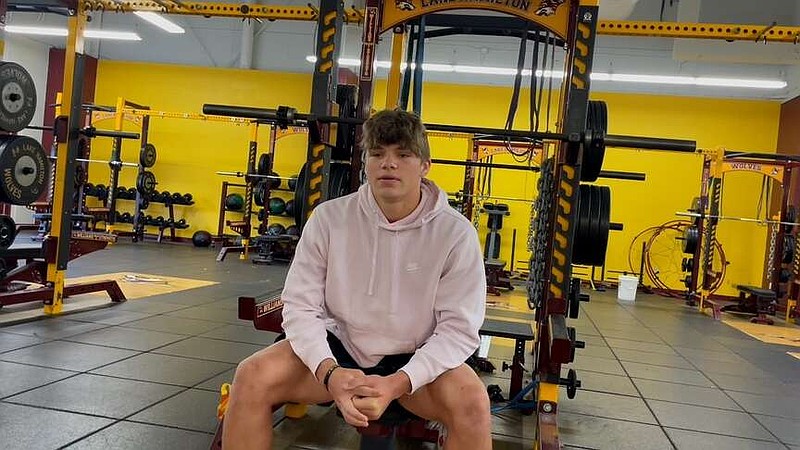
[68,308,155,326]
[709,372,791,396]
[64,421,214,449]
[92,353,234,387]
[569,354,626,376]
[727,391,800,419]
[647,399,776,441]
[675,346,750,364]
[613,348,693,369]
[632,378,742,410]
[199,324,278,346]
[575,343,615,360]
[604,338,677,355]
[1,319,109,340]
[691,358,773,378]
[154,336,264,364]
[122,315,226,335]
[0,361,76,398]
[64,326,188,351]
[195,368,235,392]
[572,371,639,397]
[600,329,664,343]
[0,341,138,372]
[165,305,243,324]
[0,402,113,450]
[6,373,183,418]
[559,389,657,424]
[755,414,800,445]
[114,300,189,314]
[128,388,220,433]
[666,427,787,450]
[558,412,672,449]
[0,332,45,353]
[622,361,714,387]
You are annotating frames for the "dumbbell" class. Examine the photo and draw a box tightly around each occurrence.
[182,193,193,204]
[95,184,108,200]
[115,186,127,199]
[84,183,95,196]
[172,193,183,204]
[258,208,266,221]
[154,216,165,226]
[159,191,170,203]
[177,219,187,227]
[120,212,132,223]
[127,187,137,199]
[144,215,153,225]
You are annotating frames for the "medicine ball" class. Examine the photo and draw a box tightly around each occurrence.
[192,230,212,247]
[288,175,298,191]
[267,223,286,236]
[284,200,294,217]
[268,197,286,215]
[285,225,300,236]
[225,193,245,211]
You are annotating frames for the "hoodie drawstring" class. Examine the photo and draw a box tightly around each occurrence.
[367,224,379,295]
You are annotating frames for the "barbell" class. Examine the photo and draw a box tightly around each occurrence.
[50,156,138,168]
[677,211,800,228]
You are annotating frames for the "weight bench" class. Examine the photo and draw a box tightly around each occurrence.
[479,318,535,398]
[722,285,777,325]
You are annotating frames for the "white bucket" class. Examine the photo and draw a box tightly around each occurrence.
[617,275,639,302]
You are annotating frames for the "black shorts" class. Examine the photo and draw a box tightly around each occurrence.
[327,331,413,376]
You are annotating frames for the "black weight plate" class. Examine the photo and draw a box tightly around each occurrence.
[682,226,699,254]
[581,100,607,182]
[780,268,791,283]
[329,163,351,199]
[294,162,308,228]
[254,181,266,207]
[0,62,37,133]
[0,135,49,205]
[140,143,157,168]
[136,170,157,196]
[783,235,795,264]
[258,153,270,176]
[594,186,611,267]
[584,186,602,266]
[74,164,87,187]
[0,214,16,249]
[572,184,591,265]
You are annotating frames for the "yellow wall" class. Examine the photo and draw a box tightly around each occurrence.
[93,61,780,295]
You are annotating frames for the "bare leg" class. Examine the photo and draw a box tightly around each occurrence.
[397,364,492,450]
[222,340,333,450]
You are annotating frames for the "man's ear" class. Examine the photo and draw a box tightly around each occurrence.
[420,160,431,177]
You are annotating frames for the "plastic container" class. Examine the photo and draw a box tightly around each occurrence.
[617,275,639,302]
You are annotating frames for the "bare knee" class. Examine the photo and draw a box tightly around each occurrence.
[231,349,284,406]
[444,380,491,432]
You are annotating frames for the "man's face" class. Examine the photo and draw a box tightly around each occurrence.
[366,143,430,203]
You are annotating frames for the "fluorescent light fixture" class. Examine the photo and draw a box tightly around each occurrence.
[134,11,185,34]
[304,55,785,90]
[5,25,141,41]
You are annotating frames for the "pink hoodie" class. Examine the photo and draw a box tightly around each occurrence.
[281,178,486,393]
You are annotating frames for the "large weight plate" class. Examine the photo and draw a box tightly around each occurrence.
[140,143,157,168]
[258,154,271,176]
[0,135,49,205]
[0,214,16,249]
[594,186,611,266]
[682,226,699,254]
[581,100,607,182]
[136,170,157,196]
[329,163,351,199]
[294,162,308,228]
[254,180,266,207]
[573,184,592,265]
[0,62,37,133]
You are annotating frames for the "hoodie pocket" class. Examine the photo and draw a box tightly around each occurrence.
[345,322,417,360]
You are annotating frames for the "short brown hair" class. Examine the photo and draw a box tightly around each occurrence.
[360,109,430,162]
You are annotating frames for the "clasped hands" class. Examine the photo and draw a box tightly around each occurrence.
[325,367,411,428]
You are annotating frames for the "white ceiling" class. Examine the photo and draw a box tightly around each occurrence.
[4,0,800,101]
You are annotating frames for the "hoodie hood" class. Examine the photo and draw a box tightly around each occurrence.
[357,178,449,231]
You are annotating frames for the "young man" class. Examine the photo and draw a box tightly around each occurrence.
[222,110,490,450]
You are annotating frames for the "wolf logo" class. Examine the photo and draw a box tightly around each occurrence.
[535,0,566,16]
[395,0,415,11]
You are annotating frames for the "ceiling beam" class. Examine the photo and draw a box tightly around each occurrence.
[15,1,800,43]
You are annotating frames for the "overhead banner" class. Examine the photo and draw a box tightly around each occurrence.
[381,0,571,39]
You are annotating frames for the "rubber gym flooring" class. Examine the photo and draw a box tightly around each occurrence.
[1,241,799,449]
